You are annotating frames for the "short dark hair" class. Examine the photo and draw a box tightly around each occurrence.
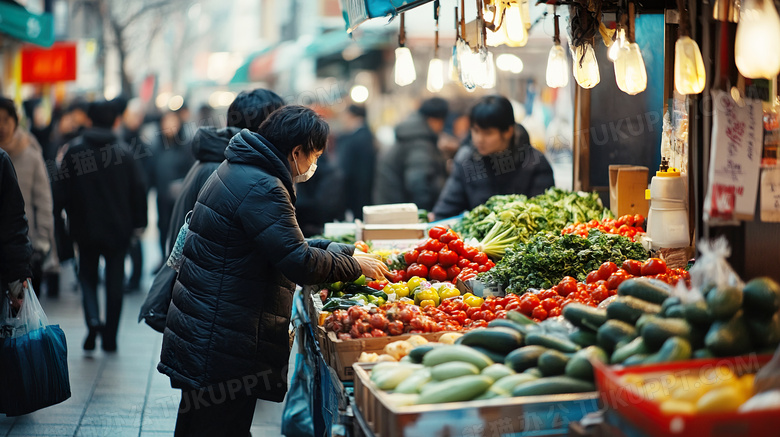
[470,95,515,131]
[0,98,18,127]
[347,104,366,118]
[419,97,449,119]
[257,105,329,155]
[88,100,119,129]
[66,99,89,115]
[227,89,285,131]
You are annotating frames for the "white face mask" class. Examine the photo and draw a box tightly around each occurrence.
[293,154,317,183]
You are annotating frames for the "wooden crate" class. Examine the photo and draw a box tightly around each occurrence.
[323,331,448,381]
[352,363,600,437]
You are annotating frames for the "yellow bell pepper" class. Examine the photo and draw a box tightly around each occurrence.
[464,295,484,308]
[393,284,411,298]
[419,299,435,308]
[414,288,440,306]
[439,287,460,300]
[407,276,425,292]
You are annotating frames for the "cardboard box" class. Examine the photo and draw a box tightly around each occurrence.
[609,165,650,218]
[362,203,419,225]
[355,220,427,241]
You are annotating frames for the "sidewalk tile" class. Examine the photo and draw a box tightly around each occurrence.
[6,423,78,436]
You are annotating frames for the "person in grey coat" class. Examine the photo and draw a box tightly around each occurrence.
[374,98,449,211]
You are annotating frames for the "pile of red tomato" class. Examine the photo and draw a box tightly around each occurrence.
[562,214,646,241]
[386,226,494,284]
[511,258,692,322]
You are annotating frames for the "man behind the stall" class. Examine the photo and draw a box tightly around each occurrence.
[433,95,555,219]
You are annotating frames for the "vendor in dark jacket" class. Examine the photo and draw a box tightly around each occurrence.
[433,95,555,219]
[0,147,33,311]
[158,105,389,437]
[141,89,284,333]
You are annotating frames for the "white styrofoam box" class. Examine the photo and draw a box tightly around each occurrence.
[362,203,419,225]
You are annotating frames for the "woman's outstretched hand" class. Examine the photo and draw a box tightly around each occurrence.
[354,254,390,281]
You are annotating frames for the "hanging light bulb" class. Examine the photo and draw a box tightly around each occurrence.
[735,0,780,79]
[394,13,416,86]
[503,1,528,47]
[546,10,569,88]
[674,36,705,94]
[572,42,600,89]
[608,28,626,62]
[479,51,497,89]
[614,42,648,94]
[427,58,445,93]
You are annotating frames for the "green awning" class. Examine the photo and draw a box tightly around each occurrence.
[304,30,391,59]
[340,0,434,32]
[0,2,53,47]
[230,46,276,84]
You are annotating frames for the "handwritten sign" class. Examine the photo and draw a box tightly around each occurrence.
[705,90,763,222]
[761,167,780,222]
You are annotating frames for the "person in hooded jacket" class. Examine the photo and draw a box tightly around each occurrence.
[140,89,284,333]
[374,98,449,211]
[0,98,57,295]
[158,105,389,436]
[433,95,555,219]
[53,100,148,352]
[0,146,33,312]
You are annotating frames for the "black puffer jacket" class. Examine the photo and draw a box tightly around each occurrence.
[164,126,240,254]
[158,130,362,402]
[0,149,32,285]
[433,124,555,219]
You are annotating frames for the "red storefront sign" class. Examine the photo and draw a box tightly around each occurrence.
[21,43,77,84]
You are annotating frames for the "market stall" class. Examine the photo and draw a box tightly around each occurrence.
[284,0,780,436]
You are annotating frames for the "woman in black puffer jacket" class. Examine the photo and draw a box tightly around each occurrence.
[158,106,388,436]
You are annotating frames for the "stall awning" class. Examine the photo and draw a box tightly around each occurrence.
[339,0,433,32]
[0,2,54,47]
[230,46,277,84]
[304,29,392,59]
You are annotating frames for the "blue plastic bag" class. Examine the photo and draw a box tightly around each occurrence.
[0,284,71,416]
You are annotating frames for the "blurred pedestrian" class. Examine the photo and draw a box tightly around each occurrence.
[151,111,194,258]
[336,104,376,220]
[158,105,388,436]
[296,149,346,236]
[141,89,284,333]
[374,97,449,212]
[119,99,153,292]
[433,95,555,219]
[0,98,57,295]
[53,100,148,352]
[0,122,33,312]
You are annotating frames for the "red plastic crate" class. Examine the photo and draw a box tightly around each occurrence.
[593,354,778,437]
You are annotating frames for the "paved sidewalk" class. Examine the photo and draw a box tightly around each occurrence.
[0,263,287,437]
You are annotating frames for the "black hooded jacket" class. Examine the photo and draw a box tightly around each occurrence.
[157,130,362,402]
[433,124,555,219]
[0,149,32,285]
[53,128,148,249]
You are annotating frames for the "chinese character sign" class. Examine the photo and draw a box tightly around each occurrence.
[761,166,780,222]
[705,90,763,222]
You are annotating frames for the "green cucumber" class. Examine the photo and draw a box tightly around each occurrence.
[511,376,596,396]
[660,297,682,316]
[524,367,543,378]
[706,286,743,320]
[597,320,638,353]
[538,350,571,376]
[416,375,493,404]
[504,346,547,372]
[643,337,692,364]
[635,314,655,332]
[408,345,439,364]
[607,296,662,325]
[565,346,607,381]
[693,349,715,360]
[492,373,539,393]
[641,317,693,350]
[473,386,510,400]
[481,363,515,381]
[611,337,649,364]
[526,333,581,353]
[705,312,752,357]
[569,330,598,348]
[623,354,649,366]
[430,361,481,381]
[563,304,608,332]
[488,318,530,336]
[747,312,780,348]
[459,327,523,354]
[617,278,673,304]
[423,345,494,369]
[665,305,684,319]
[682,300,712,325]
[743,277,780,317]
[394,369,432,394]
[468,346,507,366]
[506,310,536,325]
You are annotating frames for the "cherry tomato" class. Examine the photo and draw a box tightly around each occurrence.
[403,250,419,265]
[558,281,577,297]
[406,263,428,278]
[477,264,490,273]
[532,307,548,320]
[541,298,559,312]
[428,226,447,240]
[457,258,471,269]
[484,260,496,269]
[641,258,667,276]
[590,285,609,303]
[429,265,448,282]
[539,289,558,300]
[469,262,480,271]
[418,250,439,267]
[439,229,460,244]
[606,272,628,290]
[438,247,459,267]
[586,271,600,284]
[519,295,539,315]
[505,301,520,311]
[597,262,619,280]
[548,307,562,317]
[462,246,478,261]
[623,215,635,227]
[446,265,461,280]
[426,239,445,252]
[448,239,466,257]
[473,252,489,265]
[621,259,643,276]
[634,214,645,227]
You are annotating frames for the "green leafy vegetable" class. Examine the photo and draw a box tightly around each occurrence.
[479,230,649,293]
